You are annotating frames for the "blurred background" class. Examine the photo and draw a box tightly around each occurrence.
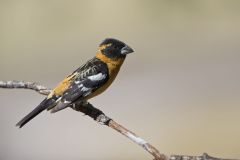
[0,0,240,159]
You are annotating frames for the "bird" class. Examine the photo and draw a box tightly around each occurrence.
[16,38,134,128]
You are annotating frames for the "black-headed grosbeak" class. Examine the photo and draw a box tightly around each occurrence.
[16,38,134,128]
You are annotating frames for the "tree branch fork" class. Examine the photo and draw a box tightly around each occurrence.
[0,80,236,160]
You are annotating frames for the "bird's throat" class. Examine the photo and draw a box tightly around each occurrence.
[96,51,125,75]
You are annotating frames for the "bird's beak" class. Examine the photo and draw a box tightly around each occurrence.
[121,45,134,55]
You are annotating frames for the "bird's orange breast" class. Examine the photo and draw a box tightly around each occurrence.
[86,52,125,99]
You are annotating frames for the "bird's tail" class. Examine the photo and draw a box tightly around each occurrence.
[16,98,53,128]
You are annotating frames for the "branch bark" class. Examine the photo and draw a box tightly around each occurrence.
[0,80,51,95]
[0,80,238,160]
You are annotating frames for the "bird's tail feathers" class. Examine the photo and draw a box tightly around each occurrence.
[16,98,53,128]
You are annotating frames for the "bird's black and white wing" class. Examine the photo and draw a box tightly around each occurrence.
[50,58,109,113]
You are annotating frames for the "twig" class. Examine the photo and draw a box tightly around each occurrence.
[108,120,167,160]
[169,153,235,160]
[0,80,50,95]
[0,80,238,160]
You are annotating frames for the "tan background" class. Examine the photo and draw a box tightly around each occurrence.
[0,0,240,159]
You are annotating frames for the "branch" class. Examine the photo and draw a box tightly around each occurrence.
[0,80,51,95]
[169,153,235,160]
[0,80,238,160]
[72,101,167,160]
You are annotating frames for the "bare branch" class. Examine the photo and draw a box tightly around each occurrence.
[108,120,167,160]
[0,80,238,160]
[0,80,50,95]
[72,101,166,160]
[169,153,236,160]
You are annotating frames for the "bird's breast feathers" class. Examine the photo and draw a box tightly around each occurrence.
[86,53,125,99]
[85,63,121,99]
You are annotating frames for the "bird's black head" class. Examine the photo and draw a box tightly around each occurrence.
[98,38,134,59]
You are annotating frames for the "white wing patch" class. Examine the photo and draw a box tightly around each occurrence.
[77,84,91,92]
[78,84,83,88]
[63,99,71,103]
[74,80,81,84]
[88,73,106,81]
[81,86,90,92]
[51,101,70,113]
[55,97,62,103]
